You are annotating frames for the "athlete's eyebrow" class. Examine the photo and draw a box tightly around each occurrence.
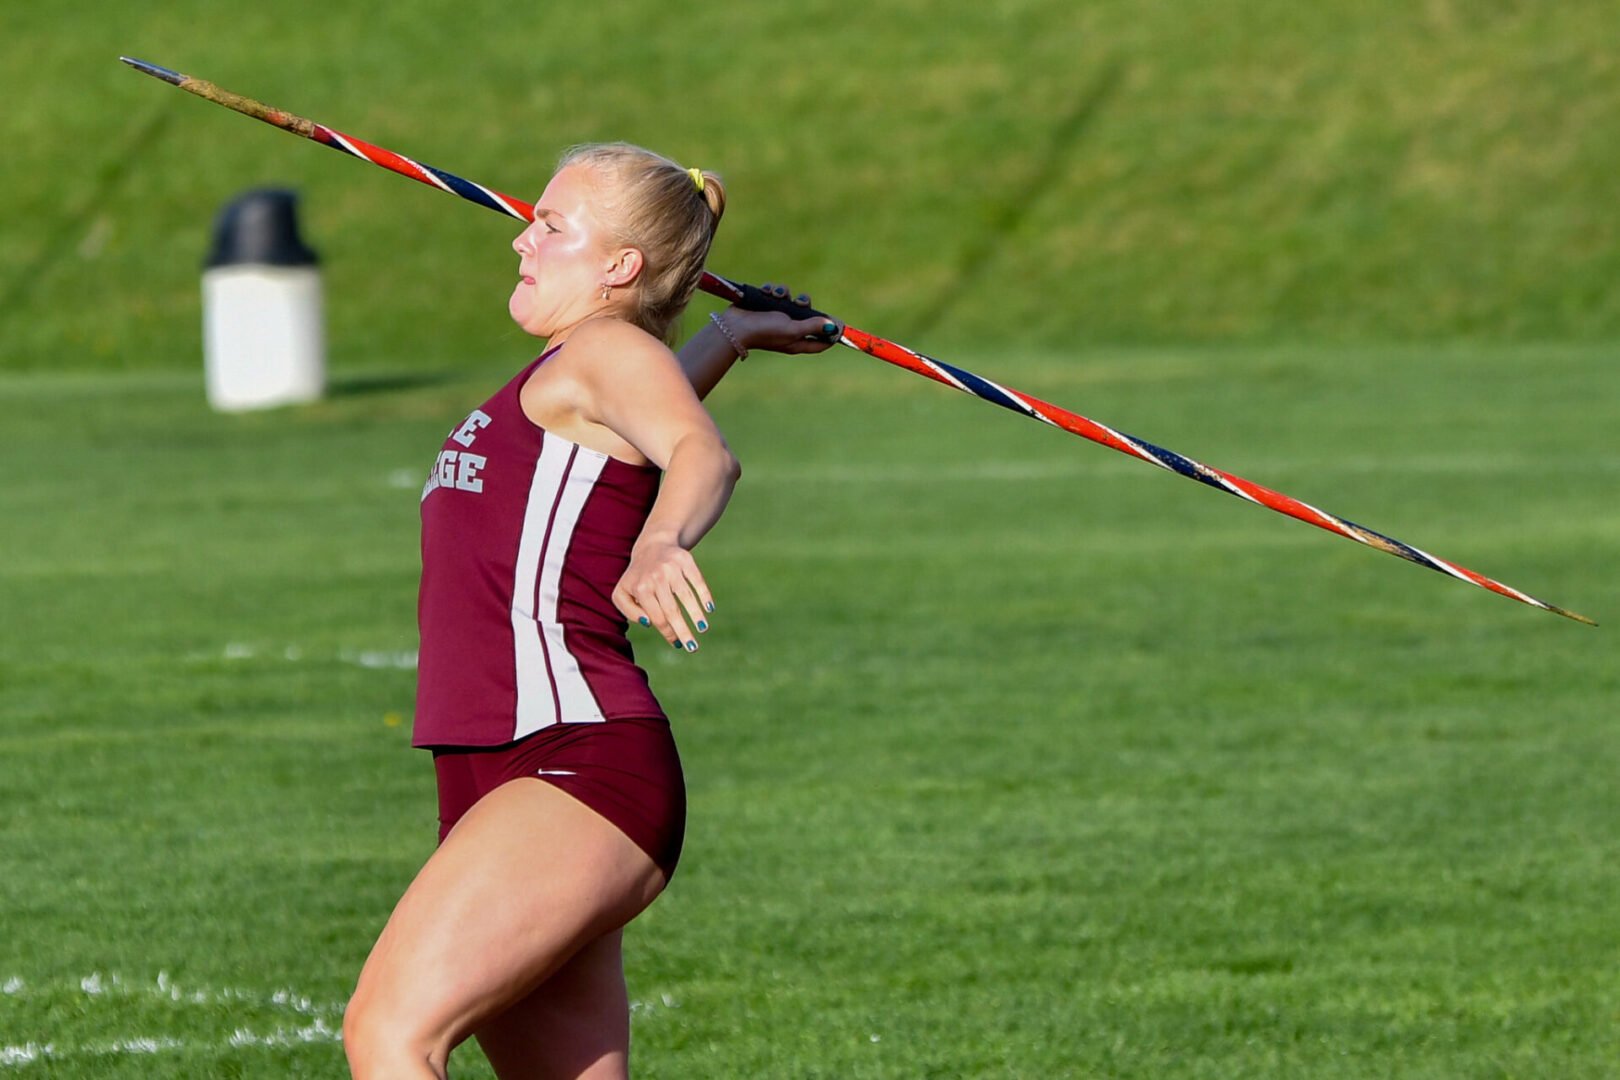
[533,208,566,224]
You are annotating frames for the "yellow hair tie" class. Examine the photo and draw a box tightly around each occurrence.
[686,166,705,194]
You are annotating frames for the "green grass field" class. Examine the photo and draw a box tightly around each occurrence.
[2,342,1614,1077]
[4,0,1619,1074]
[7,0,1620,371]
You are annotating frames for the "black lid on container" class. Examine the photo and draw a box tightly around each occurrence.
[204,188,319,268]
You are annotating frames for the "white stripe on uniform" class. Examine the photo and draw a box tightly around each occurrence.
[511,436,609,739]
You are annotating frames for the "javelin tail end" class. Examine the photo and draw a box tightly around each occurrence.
[120,57,185,86]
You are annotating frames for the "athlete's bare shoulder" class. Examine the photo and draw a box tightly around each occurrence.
[525,320,657,422]
[560,317,676,379]
[523,318,694,462]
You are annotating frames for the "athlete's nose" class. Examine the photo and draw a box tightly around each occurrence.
[513,222,537,256]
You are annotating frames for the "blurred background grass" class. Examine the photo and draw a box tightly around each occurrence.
[5,0,1620,371]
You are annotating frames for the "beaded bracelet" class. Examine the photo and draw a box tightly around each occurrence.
[708,311,749,360]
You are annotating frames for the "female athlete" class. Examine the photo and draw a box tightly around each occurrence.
[341,143,838,1079]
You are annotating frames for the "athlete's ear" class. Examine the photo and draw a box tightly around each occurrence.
[603,247,644,289]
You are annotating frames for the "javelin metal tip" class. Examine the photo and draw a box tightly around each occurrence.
[120,57,186,86]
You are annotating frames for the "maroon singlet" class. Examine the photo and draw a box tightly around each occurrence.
[414,347,666,748]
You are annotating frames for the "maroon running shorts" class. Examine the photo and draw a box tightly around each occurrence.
[431,716,685,878]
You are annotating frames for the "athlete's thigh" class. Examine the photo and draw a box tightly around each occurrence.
[352,779,665,1057]
[476,928,631,1080]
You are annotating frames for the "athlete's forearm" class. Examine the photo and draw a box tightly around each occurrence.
[636,431,741,551]
[674,320,743,402]
[676,306,839,400]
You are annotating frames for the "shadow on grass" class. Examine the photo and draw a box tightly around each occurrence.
[325,370,460,397]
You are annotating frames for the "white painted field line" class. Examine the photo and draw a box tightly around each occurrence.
[4,970,346,1016]
[339,648,419,670]
[0,973,681,1068]
[0,972,346,1069]
[228,1017,341,1047]
[185,643,419,670]
[0,1047,49,1068]
[0,1024,341,1068]
[629,992,679,1015]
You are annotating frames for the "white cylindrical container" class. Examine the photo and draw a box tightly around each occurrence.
[201,189,325,411]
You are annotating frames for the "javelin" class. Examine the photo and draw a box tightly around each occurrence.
[120,57,1595,626]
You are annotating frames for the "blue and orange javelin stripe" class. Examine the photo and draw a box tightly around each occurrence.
[120,57,1595,625]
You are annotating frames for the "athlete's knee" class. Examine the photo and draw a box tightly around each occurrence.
[342,987,450,1080]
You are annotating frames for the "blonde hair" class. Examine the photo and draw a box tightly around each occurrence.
[557,142,726,342]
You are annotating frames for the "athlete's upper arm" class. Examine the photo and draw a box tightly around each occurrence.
[567,320,726,469]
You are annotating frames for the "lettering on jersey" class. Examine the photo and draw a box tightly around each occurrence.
[422,409,493,500]
[422,450,488,498]
[452,409,493,447]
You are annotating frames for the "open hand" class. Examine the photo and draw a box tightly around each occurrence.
[612,537,714,652]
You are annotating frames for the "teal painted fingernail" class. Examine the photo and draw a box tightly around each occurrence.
[696,621,708,632]
[706,601,715,613]
[639,616,650,627]
[823,322,837,335]
[686,640,698,652]
[674,640,684,649]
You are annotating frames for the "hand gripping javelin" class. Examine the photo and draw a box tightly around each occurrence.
[120,57,1595,626]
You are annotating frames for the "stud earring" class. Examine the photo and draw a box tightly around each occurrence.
[600,283,612,300]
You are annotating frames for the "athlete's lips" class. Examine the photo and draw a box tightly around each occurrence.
[521,275,535,286]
